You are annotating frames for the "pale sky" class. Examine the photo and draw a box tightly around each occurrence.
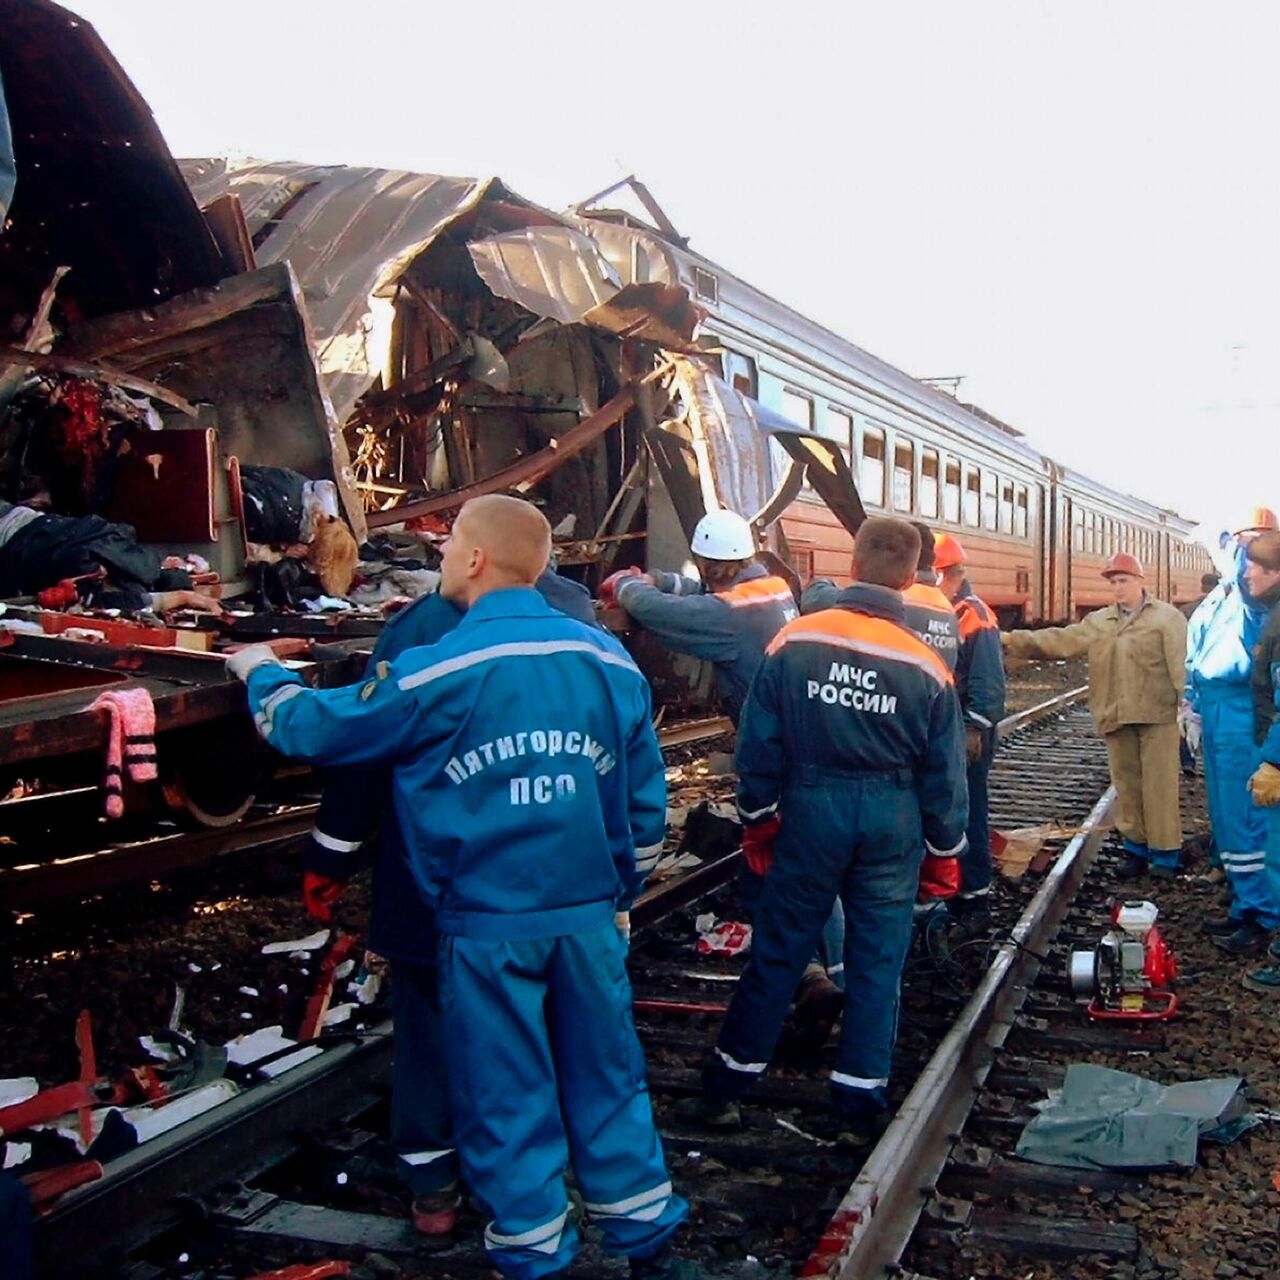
[64,0,1280,529]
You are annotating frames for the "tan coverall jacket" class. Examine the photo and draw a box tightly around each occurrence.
[1006,597,1188,854]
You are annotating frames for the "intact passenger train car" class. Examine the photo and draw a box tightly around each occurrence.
[649,238,1213,622]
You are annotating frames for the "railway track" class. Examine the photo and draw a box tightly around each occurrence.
[21,687,1128,1280]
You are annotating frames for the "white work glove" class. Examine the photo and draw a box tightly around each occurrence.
[225,643,281,683]
[1177,701,1202,754]
[614,911,631,944]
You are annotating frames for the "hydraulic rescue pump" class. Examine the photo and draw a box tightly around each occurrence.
[1069,899,1178,1022]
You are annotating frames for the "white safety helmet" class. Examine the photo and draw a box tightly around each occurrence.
[691,509,755,561]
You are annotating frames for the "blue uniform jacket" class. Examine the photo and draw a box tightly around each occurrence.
[1186,544,1267,708]
[953,580,1006,731]
[615,562,796,725]
[804,574,960,672]
[735,582,969,856]
[247,586,666,939]
[307,571,598,961]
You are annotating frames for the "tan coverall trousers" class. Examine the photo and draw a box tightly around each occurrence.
[1103,721,1182,853]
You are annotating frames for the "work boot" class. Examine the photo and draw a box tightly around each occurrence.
[950,896,992,936]
[1194,867,1227,889]
[1149,862,1180,881]
[829,1082,890,1144]
[1201,914,1242,937]
[1242,964,1280,993]
[792,967,844,1047]
[671,1094,742,1129]
[412,1182,460,1244]
[1115,854,1148,880]
[1212,919,1273,957]
[631,1244,707,1280]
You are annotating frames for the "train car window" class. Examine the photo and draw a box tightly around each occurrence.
[981,470,998,530]
[963,466,980,527]
[999,480,1015,535]
[780,388,814,431]
[861,427,886,507]
[723,350,758,399]
[694,267,719,305]
[1014,485,1029,538]
[944,459,961,523]
[822,407,853,461]
[893,441,915,512]
[1072,506,1084,552]
[920,449,940,519]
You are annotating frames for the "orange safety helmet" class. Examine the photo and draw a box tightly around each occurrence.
[1102,552,1145,580]
[933,533,968,571]
[1234,506,1279,535]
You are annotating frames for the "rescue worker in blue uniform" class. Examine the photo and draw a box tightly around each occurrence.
[935,533,1006,929]
[802,521,960,674]
[604,508,798,727]
[1240,531,1280,990]
[695,518,968,1130]
[230,496,694,1280]
[1186,508,1280,955]
[300,567,597,1237]
[606,508,842,1018]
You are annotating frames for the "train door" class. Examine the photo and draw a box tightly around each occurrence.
[1033,481,1049,621]
[1059,490,1073,621]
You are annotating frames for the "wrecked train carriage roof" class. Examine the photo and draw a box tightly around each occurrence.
[0,0,225,321]
[180,159,567,423]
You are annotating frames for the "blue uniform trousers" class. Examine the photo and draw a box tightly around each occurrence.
[709,773,924,1105]
[439,922,686,1280]
[959,750,993,897]
[389,961,458,1196]
[0,1175,33,1280]
[1200,690,1278,927]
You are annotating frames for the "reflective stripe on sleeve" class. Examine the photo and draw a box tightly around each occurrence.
[311,827,364,853]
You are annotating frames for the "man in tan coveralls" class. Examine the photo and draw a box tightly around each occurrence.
[1004,552,1188,878]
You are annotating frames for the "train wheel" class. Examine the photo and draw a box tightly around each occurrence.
[160,725,268,829]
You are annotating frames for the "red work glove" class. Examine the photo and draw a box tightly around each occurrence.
[598,566,643,607]
[302,871,347,923]
[741,813,781,877]
[917,853,961,902]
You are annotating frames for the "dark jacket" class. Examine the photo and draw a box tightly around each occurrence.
[735,582,968,855]
[616,562,797,726]
[952,580,1007,731]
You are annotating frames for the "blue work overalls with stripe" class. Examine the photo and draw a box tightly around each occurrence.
[707,584,968,1113]
[1186,550,1277,927]
[304,571,597,1197]
[244,586,683,1280]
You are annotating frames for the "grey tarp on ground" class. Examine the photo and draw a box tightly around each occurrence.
[1015,1063,1255,1170]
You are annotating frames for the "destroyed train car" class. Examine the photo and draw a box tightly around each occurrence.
[184,160,1210,635]
[0,1,378,838]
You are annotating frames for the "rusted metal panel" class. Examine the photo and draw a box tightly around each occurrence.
[0,1,225,322]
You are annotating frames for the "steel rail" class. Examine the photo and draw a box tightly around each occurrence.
[803,784,1117,1280]
[996,684,1089,740]
[34,1026,396,1274]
